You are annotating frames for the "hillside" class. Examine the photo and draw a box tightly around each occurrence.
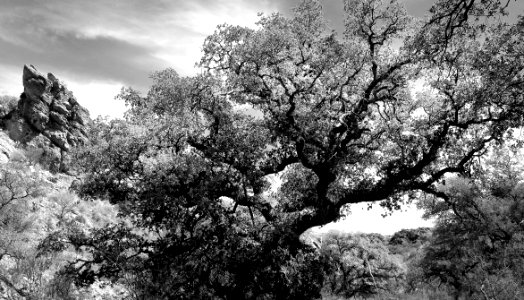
[0,66,124,299]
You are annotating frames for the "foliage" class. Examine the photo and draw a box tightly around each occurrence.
[388,227,432,269]
[0,160,48,299]
[321,232,404,299]
[69,0,524,298]
[68,117,324,299]
[0,156,121,299]
[0,95,18,119]
[389,228,431,246]
[414,147,524,299]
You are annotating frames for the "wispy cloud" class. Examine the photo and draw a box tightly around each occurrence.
[0,0,280,116]
[0,30,165,89]
[0,0,280,90]
[1,0,521,116]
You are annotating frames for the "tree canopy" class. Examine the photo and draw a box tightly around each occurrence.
[414,146,524,299]
[70,0,524,298]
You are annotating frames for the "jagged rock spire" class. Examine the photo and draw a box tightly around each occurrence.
[1,65,91,172]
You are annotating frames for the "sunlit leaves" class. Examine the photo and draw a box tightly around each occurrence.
[71,0,524,298]
[321,232,405,298]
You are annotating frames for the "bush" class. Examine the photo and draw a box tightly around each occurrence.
[0,95,18,119]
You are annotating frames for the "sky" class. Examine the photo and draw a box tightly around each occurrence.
[0,0,442,117]
[1,0,521,233]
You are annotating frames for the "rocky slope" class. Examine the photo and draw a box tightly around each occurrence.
[0,65,90,171]
[0,131,16,163]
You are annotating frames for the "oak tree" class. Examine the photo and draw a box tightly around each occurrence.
[71,0,524,298]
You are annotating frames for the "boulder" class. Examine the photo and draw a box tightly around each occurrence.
[44,129,69,151]
[72,106,90,126]
[51,101,70,116]
[49,111,68,127]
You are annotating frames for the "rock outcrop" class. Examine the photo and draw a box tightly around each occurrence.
[0,65,90,172]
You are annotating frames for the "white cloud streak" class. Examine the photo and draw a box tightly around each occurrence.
[0,0,280,117]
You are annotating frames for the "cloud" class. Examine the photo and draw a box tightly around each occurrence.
[0,68,22,97]
[0,0,282,117]
[0,32,166,90]
[0,0,444,94]
[1,0,521,119]
[0,0,280,90]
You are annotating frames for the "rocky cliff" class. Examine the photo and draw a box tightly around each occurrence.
[0,65,90,172]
